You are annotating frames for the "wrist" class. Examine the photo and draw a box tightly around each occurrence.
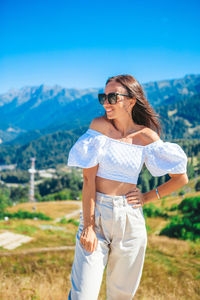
[141,193,145,205]
[83,224,95,231]
[142,192,149,203]
[143,187,161,203]
[83,213,95,230]
[155,187,161,200]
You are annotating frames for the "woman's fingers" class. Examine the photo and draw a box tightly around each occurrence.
[92,237,97,251]
[80,229,97,252]
[125,195,143,207]
[88,244,92,252]
[126,196,140,203]
[127,197,138,202]
[126,188,138,195]
[81,240,91,252]
[130,200,142,207]
[86,239,96,252]
[132,204,142,208]
[125,189,143,206]
[126,191,138,198]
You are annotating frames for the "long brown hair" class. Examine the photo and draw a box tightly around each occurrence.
[105,74,162,137]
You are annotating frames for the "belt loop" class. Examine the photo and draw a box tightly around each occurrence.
[123,196,126,206]
[96,196,101,204]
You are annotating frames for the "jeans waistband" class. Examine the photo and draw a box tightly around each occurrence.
[96,191,127,207]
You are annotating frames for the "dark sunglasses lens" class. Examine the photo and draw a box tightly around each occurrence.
[108,93,117,104]
[98,94,106,104]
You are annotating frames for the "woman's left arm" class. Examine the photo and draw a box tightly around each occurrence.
[126,173,188,206]
[126,128,189,206]
[143,173,188,204]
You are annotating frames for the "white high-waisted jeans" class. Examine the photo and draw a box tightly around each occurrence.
[68,191,148,300]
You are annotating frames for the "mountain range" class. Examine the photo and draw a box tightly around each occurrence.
[0,73,200,145]
[0,73,200,169]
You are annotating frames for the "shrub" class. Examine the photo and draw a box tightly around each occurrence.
[159,215,200,241]
[1,170,30,184]
[178,190,185,196]
[38,171,82,197]
[0,188,12,213]
[178,196,200,214]
[0,209,52,220]
[67,218,79,226]
[10,186,29,202]
[159,195,200,241]
[168,203,179,211]
[59,217,67,224]
[195,180,200,192]
[143,203,169,218]
[40,189,73,202]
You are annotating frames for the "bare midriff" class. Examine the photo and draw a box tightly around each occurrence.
[96,175,137,196]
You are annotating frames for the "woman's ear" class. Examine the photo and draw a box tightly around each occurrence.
[129,97,136,108]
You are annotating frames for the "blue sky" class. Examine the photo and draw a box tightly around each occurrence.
[0,0,200,93]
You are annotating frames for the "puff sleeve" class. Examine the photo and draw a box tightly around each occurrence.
[67,129,107,168]
[144,140,188,176]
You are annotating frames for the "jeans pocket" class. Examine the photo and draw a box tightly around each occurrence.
[77,205,101,238]
[94,204,101,232]
[128,205,145,223]
[76,211,83,239]
[137,206,146,223]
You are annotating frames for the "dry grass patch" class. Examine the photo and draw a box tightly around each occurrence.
[0,235,199,300]
[146,217,169,234]
[139,236,200,300]
[0,219,79,252]
[6,200,81,219]
[1,192,200,299]
[0,250,74,300]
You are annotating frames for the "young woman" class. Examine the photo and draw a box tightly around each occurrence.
[67,74,188,300]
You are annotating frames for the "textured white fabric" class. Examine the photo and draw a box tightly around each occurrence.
[67,128,188,183]
[68,191,147,300]
[67,129,107,168]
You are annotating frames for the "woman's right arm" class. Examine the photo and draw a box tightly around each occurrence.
[79,165,98,253]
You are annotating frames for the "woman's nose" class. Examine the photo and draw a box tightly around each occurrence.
[103,97,110,105]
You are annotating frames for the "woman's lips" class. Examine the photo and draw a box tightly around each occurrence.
[106,109,113,113]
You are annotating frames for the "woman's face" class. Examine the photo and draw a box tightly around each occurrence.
[104,81,135,120]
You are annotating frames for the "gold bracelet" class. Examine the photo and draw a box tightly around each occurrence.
[155,187,160,200]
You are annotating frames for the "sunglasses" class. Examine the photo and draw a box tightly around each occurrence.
[98,93,130,105]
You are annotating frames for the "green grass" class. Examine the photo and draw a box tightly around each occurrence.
[0,191,200,299]
[14,224,38,235]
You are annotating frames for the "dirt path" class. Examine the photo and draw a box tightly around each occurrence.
[53,202,82,223]
[0,245,75,256]
[0,200,82,256]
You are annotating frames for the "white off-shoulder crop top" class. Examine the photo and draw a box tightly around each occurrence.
[67,128,188,184]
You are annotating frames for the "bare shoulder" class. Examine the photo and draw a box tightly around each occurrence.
[89,116,110,134]
[141,127,160,145]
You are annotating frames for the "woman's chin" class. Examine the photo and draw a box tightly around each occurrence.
[106,113,114,119]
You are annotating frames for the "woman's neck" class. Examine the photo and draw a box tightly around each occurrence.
[110,118,139,138]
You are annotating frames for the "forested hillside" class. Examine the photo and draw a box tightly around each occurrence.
[0,74,199,144]
[0,74,199,169]
[157,93,200,139]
